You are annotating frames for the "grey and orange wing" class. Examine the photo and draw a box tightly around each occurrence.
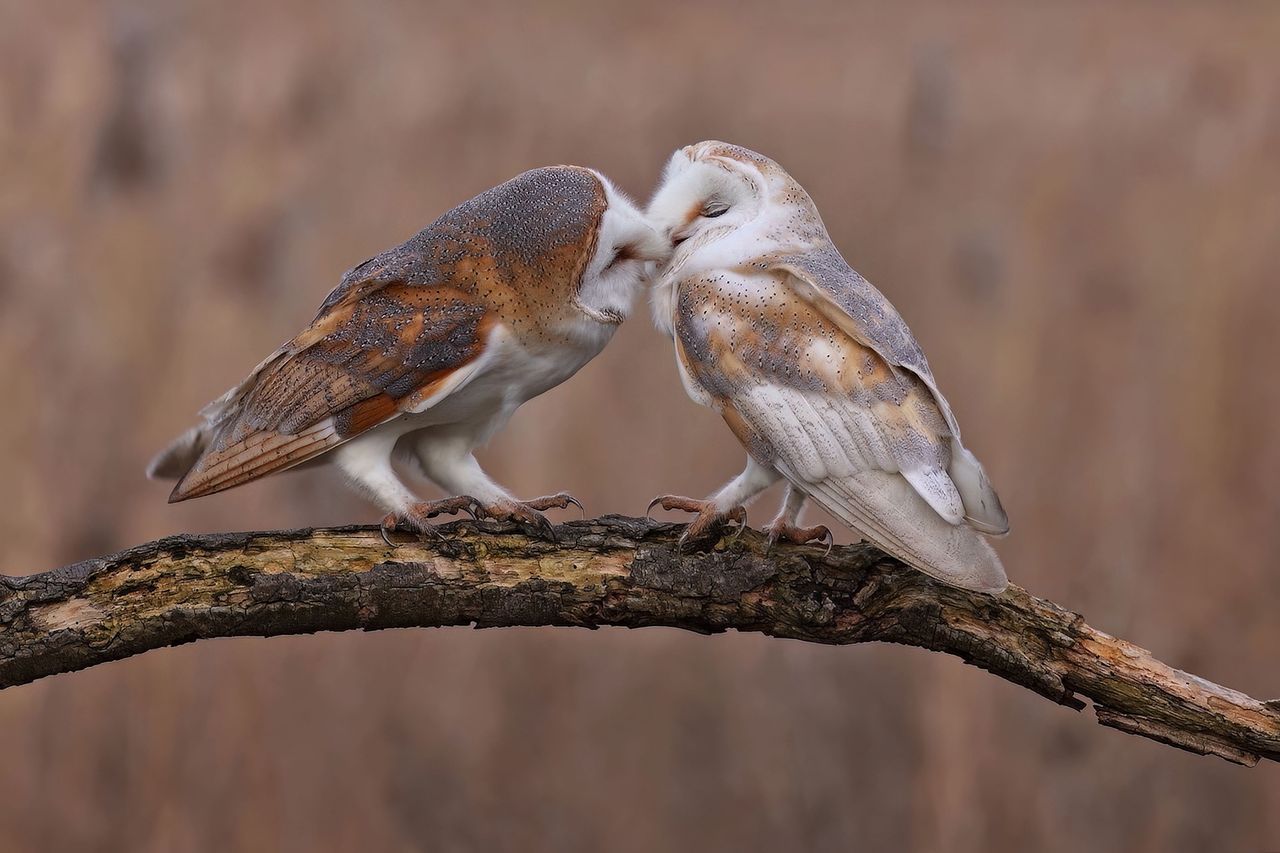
[773,247,970,431]
[158,274,495,502]
[672,267,1008,593]
[772,247,1008,533]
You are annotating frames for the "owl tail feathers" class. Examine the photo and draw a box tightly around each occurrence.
[948,440,1010,536]
[793,468,1009,595]
[146,425,209,482]
[147,376,247,488]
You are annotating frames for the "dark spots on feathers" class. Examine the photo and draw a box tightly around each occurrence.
[189,166,606,483]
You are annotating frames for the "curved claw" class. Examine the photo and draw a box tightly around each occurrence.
[565,494,586,520]
[515,509,557,543]
[724,507,749,547]
[644,495,665,522]
[817,527,834,558]
[382,506,456,545]
[380,515,442,545]
[380,512,405,548]
[676,529,698,553]
[679,519,741,553]
[480,503,559,543]
[724,520,746,548]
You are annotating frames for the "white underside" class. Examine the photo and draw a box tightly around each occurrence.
[332,321,614,515]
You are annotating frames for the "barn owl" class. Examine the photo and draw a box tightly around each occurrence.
[645,142,1009,593]
[149,166,668,539]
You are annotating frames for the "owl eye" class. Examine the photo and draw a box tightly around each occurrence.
[702,202,730,218]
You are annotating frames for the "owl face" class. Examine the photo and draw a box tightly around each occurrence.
[573,175,672,328]
[647,141,829,270]
[647,143,769,252]
[646,141,825,334]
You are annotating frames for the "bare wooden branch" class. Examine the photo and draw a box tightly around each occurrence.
[2,516,1276,765]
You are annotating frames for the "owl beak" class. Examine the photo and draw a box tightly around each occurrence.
[620,231,675,265]
[638,232,676,262]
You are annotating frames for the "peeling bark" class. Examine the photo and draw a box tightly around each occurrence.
[1,516,1276,766]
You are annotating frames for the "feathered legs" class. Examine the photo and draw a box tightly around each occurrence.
[332,431,481,542]
[331,431,429,540]
[332,426,580,542]
[409,430,580,540]
[648,456,779,548]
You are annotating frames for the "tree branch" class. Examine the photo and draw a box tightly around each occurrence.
[2,516,1276,765]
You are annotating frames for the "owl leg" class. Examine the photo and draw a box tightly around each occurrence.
[412,432,573,541]
[648,456,780,549]
[765,486,832,554]
[330,431,465,543]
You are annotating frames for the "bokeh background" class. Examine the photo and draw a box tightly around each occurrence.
[2,1,1279,850]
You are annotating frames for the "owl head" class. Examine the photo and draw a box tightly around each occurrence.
[646,141,822,253]
[645,141,828,334]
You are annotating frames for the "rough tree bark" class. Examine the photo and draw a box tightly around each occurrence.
[1,516,1276,766]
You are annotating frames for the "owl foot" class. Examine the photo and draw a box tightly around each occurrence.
[646,495,747,551]
[380,496,482,545]
[766,520,833,557]
[518,492,586,518]
[474,493,584,542]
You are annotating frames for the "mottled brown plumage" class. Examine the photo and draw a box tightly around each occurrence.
[152,166,667,534]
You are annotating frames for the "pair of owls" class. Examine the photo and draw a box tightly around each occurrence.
[150,142,1010,593]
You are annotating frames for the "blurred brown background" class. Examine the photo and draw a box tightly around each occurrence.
[2,1,1279,850]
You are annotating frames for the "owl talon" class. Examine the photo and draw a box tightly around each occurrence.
[380,506,447,545]
[766,522,833,557]
[379,494,490,545]
[533,513,558,543]
[516,506,558,542]
[421,495,481,520]
[644,496,663,522]
[380,516,400,547]
[646,494,712,520]
[651,495,747,551]
[477,500,560,542]
[521,492,585,519]
[723,520,746,548]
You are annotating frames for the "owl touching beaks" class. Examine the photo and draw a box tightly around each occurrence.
[645,141,1009,593]
[150,166,669,539]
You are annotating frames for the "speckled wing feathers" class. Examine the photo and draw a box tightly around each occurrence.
[672,262,1007,592]
[775,254,1008,534]
[163,166,608,501]
[775,250,954,431]
[167,281,493,501]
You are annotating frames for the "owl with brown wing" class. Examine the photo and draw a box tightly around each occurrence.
[150,166,668,539]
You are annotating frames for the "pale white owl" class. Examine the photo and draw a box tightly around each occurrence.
[646,141,1009,593]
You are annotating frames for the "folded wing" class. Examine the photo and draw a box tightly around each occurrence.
[155,272,494,502]
[774,250,1008,536]
[673,263,1008,593]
